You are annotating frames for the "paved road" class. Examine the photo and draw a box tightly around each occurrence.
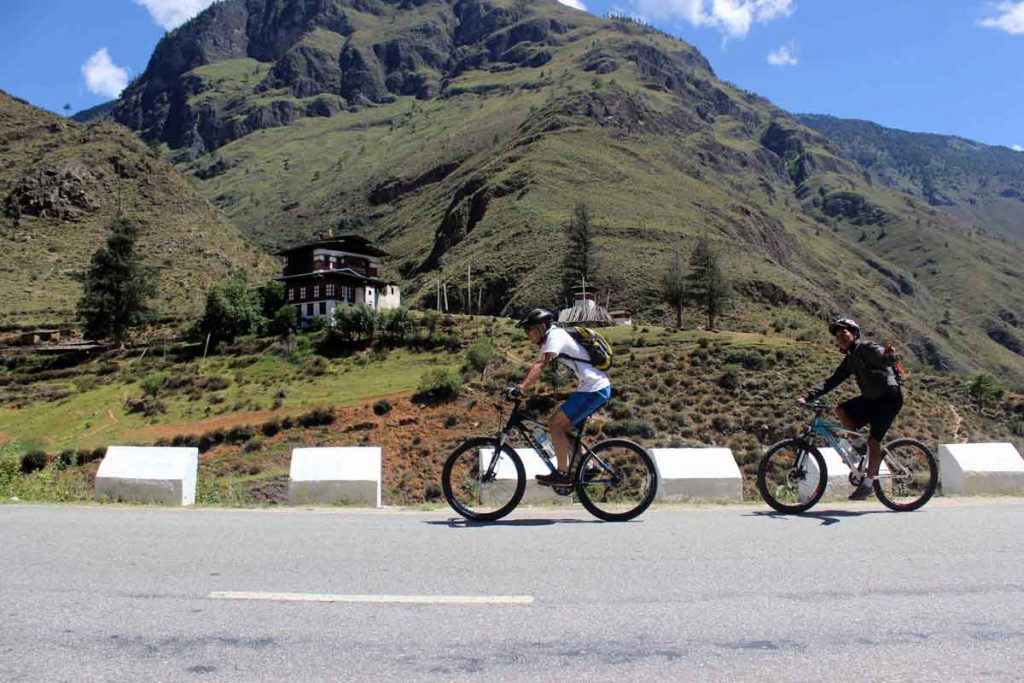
[2,500,1023,681]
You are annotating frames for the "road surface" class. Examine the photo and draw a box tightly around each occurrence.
[2,500,1023,681]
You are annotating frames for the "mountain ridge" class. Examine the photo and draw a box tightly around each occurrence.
[26,0,1024,385]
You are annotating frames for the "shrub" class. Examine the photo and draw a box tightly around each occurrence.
[604,419,656,439]
[226,425,255,444]
[261,418,281,437]
[171,434,200,448]
[298,407,336,428]
[198,375,230,392]
[444,415,458,428]
[416,368,463,402]
[243,439,263,453]
[724,348,768,371]
[717,364,742,391]
[20,450,48,474]
[140,374,163,397]
[54,449,76,470]
[373,399,392,416]
[75,448,105,466]
[465,338,499,374]
[304,355,329,377]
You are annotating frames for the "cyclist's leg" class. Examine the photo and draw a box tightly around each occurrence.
[836,397,868,431]
[553,388,612,471]
[547,410,573,472]
[866,389,904,477]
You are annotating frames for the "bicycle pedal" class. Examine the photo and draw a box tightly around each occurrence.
[552,486,573,497]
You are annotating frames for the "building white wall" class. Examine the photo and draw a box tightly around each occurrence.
[378,285,401,310]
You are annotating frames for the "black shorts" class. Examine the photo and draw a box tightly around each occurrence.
[839,389,904,442]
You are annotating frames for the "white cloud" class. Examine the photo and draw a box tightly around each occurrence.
[81,48,129,99]
[135,0,217,31]
[558,0,588,10]
[631,0,794,38]
[979,1,1024,34]
[767,41,798,66]
[1012,144,1024,152]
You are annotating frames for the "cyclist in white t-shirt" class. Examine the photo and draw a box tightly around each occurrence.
[510,308,612,487]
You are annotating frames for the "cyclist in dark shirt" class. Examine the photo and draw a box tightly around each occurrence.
[799,318,903,500]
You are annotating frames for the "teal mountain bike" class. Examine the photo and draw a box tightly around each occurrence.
[757,401,938,514]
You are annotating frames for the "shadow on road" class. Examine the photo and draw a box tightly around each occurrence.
[425,517,612,528]
[747,509,893,526]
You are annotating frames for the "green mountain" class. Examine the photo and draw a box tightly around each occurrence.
[798,114,1024,244]
[0,90,276,326]
[104,0,1023,384]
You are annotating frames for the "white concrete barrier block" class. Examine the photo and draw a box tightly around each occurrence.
[651,448,742,501]
[95,446,198,506]
[289,447,382,507]
[938,443,1024,495]
[801,448,854,500]
[479,448,569,504]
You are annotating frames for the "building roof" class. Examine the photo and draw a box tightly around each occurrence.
[275,267,390,287]
[275,234,389,258]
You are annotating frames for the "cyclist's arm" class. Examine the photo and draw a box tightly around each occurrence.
[804,360,851,401]
[520,353,556,393]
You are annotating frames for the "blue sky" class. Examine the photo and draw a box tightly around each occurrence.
[0,0,1021,150]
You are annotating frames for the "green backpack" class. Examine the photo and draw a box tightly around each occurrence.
[560,326,614,371]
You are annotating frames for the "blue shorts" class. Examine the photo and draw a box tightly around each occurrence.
[560,387,612,427]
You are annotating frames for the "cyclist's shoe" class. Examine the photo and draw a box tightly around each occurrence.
[536,471,572,487]
[848,483,874,501]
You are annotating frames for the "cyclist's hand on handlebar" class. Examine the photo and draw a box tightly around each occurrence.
[503,386,524,401]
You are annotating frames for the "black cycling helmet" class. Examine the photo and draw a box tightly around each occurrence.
[517,308,555,329]
[828,317,861,338]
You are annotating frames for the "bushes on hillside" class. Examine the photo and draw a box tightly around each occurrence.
[464,338,499,375]
[373,399,393,416]
[415,368,463,403]
[20,450,48,474]
[298,407,336,428]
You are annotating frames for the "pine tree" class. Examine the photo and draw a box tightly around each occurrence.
[76,219,155,346]
[562,201,600,302]
[685,236,731,331]
[661,250,687,328]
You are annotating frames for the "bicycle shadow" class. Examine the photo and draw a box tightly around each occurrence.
[747,509,894,527]
[425,517,615,528]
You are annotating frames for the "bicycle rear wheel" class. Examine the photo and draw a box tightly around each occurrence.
[576,439,658,522]
[873,438,937,512]
[756,439,827,514]
[441,438,525,521]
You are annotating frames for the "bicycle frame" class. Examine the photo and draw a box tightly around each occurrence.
[480,399,614,485]
[800,410,906,481]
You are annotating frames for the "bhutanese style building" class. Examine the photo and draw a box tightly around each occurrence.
[276,234,401,325]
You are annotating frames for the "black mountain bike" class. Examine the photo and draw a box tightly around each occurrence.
[441,393,658,522]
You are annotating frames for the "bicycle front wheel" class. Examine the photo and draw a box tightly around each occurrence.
[756,439,827,514]
[874,438,938,512]
[576,439,658,522]
[441,437,525,522]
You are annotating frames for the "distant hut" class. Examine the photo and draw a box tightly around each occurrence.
[558,281,614,326]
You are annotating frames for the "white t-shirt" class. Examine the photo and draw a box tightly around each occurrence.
[540,326,611,393]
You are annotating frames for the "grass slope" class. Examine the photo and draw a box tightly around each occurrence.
[1,314,1021,506]
[0,91,277,326]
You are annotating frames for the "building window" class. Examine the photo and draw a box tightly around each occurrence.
[306,303,314,316]
[319,302,327,316]
[313,285,320,299]
[300,287,306,300]
[326,284,335,298]
[288,288,295,302]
